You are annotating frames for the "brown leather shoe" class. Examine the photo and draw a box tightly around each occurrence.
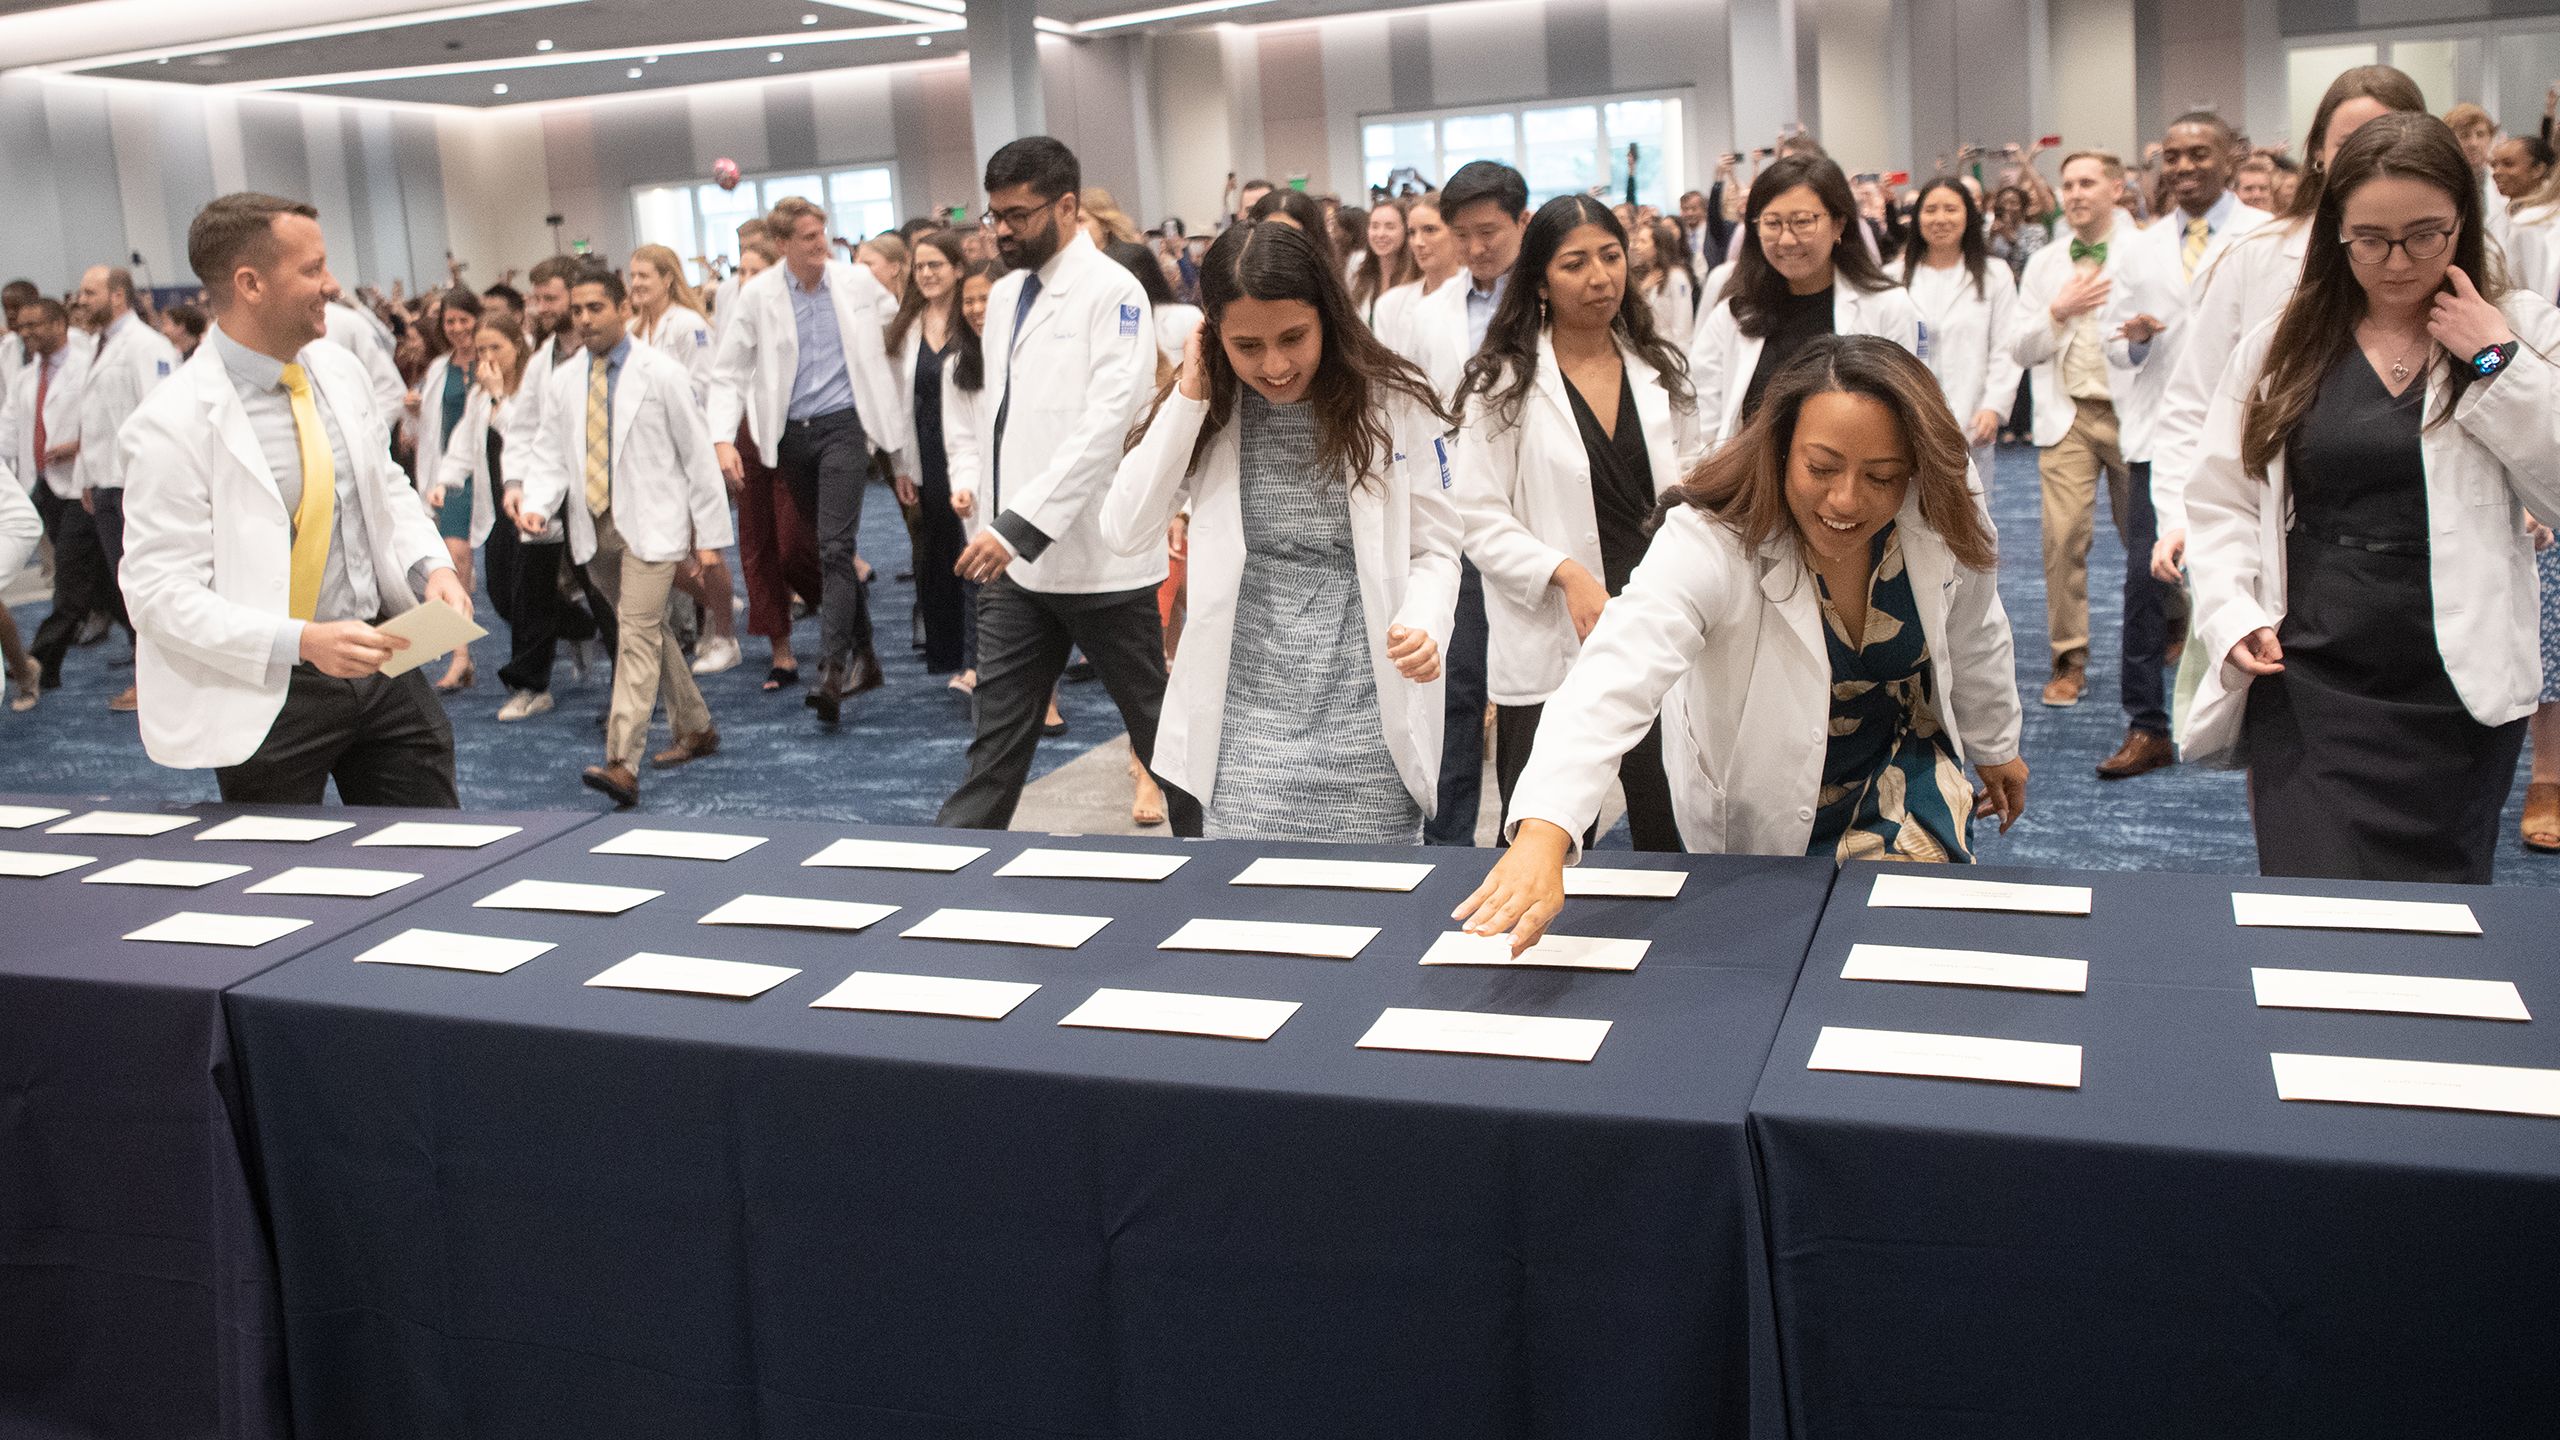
[651,728,720,769]
[108,685,138,713]
[2095,728,2176,780]
[581,760,640,808]
[2039,665,2085,708]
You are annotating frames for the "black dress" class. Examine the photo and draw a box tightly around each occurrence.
[2240,352,2525,884]
[1739,286,1837,427]
[911,336,969,673]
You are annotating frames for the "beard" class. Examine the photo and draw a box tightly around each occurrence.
[997,214,1062,273]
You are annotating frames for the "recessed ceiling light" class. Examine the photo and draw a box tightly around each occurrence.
[768,51,784,61]
[802,12,818,23]
[535,38,552,50]
[916,34,931,43]
[644,55,658,63]
[492,82,508,93]
[155,56,169,64]
[626,66,642,77]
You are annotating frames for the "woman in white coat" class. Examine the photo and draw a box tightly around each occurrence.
[887,230,972,676]
[1454,335,2027,950]
[1454,194,1703,851]
[1372,195,1459,364]
[1687,154,1920,451]
[408,288,482,692]
[1629,217,1697,354]
[1101,220,1460,843]
[429,317,556,720]
[944,261,1001,695]
[628,243,740,676]
[2186,114,2560,884]
[1903,178,2024,488]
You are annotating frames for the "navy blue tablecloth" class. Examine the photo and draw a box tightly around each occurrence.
[0,797,594,1440]
[225,818,1834,1440]
[1750,861,2560,1440]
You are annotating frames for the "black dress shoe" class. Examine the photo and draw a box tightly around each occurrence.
[805,663,845,725]
[1064,659,1096,683]
[845,650,885,697]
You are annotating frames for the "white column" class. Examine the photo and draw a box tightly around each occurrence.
[1729,0,1802,151]
[966,0,1045,180]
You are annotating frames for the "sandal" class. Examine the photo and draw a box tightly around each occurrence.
[434,660,476,694]
[763,665,800,692]
[1130,756,1166,827]
[2525,782,2560,853]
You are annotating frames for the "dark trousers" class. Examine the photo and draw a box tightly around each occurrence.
[736,423,822,643]
[28,488,113,681]
[1493,705,1684,852]
[494,524,610,696]
[1424,561,1489,845]
[776,410,875,674]
[215,663,459,807]
[915,468,968,673]
[2120,461,2170,737]
[937,577,1200,835]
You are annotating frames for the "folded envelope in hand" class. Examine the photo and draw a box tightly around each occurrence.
[374,599,488,679]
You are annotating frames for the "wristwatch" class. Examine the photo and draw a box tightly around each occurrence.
[2470,340,2519,379]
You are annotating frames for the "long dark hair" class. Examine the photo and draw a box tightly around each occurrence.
[1457,194,1694,427]
[1247,188,1336,270]
[2243,113,2508,478]
[1643,217,1696,307]
[885,228,967,354]
[949,260,1002,395]
[1722,154,1895,338]
[1899,177,1990,298]
[1665,334,1995,572]
[1130,221,1450,485]
[2287,65,2427,224]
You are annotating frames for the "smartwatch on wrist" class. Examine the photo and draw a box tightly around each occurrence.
[2471,341,2518,379]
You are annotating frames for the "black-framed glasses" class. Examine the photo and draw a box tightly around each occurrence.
[983,197,1061,233]
[1756,211,1834,239]
[2341,228,2453,265]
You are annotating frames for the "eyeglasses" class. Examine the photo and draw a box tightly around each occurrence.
[2340,228,2453,265]
[983,198,1060,233]
[1756,211,1834,240]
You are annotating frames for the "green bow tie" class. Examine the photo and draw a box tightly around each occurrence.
[2070,239,2108,265]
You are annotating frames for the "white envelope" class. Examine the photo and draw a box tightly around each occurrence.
[2272,1051,2560,1118]
[802,837,988,872]
[123,911,314,948]
[1867,872,2092,915]
[1058,987,1301,1040]
[1841,943,2089,993]
[354,821,521,849]
[2231,892,2482,936]
[1158,917,1380,960]
[698,894,901,932]
[1560,866,1688,899]
[245,866,423,899]
[473,878,662,915]
[995,847,1189,881]
[1228,857,1434,892]
[0,805,70,830]
[1356,1006,1613,1062]
[1418,931,1650,972]
[50,810,197,837]
[81,859,251,889]
[193,816,355,843]
[590,828,769,862]
[810,970,1041,1020]
[352,927,556,974]
[1808,1025,2083,1088]
[371,598,488,679]
[585,951,800,999]
[0,849,95,878]
[2251,967,2529,1022]
[900,907,1111,948]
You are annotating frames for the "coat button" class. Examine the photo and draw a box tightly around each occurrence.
[1797,806,1814,821]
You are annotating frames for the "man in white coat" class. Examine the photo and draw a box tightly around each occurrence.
[3,297,96,697]
[73,263,182,712]
[518,268,734,808]
[939,136,1198,834]
[120,192,472,805]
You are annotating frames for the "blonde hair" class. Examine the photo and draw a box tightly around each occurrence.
[2060,149,2125,183]
[628,243,706,328]
[2444,102,2495,137]
[1081,187,1141,246]
[766,195,826,239]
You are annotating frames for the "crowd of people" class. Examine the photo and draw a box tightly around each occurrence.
[6,62,2560,944]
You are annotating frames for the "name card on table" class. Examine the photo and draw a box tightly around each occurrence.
[1059,987,1301,1041]
[194,816,355,843]
[2231,892,2481,936]
[1158,917,1379,960]
[0,804,69,830]
[354,821,521,849]
[1356,1007,1613,1062]
[2252,967,2528,1022]
[124,911,314,948]
[1419,931,1650,972]
[802,837,988,872]
[1808,1025,2083,1088]
[474,879,662,916]
[51,810,197,838]
[698,895,901,932]
[901,907,1111,949]
[2272,1052,2560,1119]
[590,829,769,862]
[0,848,95,878]
[246,866,422,899]
[353,928,556,974]
[1842,943,2089,994]
[586,951,800,999]
[996,847,1190,881]
[1560,866,1688,899]
[1867,873,2092,916]
[811,971,1041,1021]
[82,859,250,889]
[1229,857,1434,892]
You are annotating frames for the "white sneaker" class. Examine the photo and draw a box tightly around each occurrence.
[496,689,554,722]
[690,634,742,676]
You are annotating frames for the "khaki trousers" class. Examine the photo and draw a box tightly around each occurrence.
[2037,397,2136,668]
[590,507,711,768]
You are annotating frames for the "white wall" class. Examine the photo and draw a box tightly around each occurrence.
[2052,0,2139,159]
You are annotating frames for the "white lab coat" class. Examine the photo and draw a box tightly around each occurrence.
[516,341,736,566]
[0,467,36,587]
[1686,281,1923,450]
[403,353,467,517]
[1645,267,1696,354]
[705,258,911,469]
[2010,219,2180,463]
[1156,304,1203,371]
[1906,259,2026,483]
[2148,223,2307,540]
[74,311,181,493]
[323,300,407,425]
[1456,333,1705,706]
[1406,272,1485,401]
[635,303,718,409]
[1504,491,2021,862]
[1371,280,1423,359]
[0,343,90,498]
[940,358,998,543]
[1099,385,1462,812]
[2183,293,2560,768]
[2498,203,2560,303]
[429,385,529,548]
[0,332,27,394]
[118,340,449,770]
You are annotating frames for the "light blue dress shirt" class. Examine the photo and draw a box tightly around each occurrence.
[785,269,860,422]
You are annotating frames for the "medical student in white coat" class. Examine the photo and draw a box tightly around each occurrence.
[1454,336,2026,951]
[430,317,545,717]
[1372,195,1462,365]
[0,298,88,706]
[941,261,1003,693]
[72,263,184,713]
[1101,220,1460,841]
[1687,154,1921,452]
[1901,179,2024,489]
[2185,114,2560,885]
[1454,195,1704,851]
[626,242,741,677]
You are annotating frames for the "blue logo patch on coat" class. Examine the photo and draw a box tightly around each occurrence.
[695,331,710,349]
[1119,304,1141,336]
[156,359,172,376]
[1433,437,1453,490]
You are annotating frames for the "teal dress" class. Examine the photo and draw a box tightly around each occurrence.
[1805,524,1976,863]
[432,362,473,542]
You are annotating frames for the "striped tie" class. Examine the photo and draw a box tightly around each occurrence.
[2182,217,2209,284]
[279,363,333,621]
[584,353,610,516]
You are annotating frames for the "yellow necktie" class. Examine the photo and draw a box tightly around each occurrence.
[584,354,611,517]
[2182,216,2209,283]
[279,363,333,622]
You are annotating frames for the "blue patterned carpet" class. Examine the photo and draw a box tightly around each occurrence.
[3,453,2555,884]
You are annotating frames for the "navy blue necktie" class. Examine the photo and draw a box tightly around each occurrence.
[989,272,1043,513]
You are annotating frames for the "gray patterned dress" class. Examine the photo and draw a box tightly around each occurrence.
[1205,392,1423,843]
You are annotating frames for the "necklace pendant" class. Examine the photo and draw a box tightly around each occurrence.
[2391,359,2409,383]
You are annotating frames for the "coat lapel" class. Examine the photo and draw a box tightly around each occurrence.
[197,352,285,514]
[1622,342,1680,497]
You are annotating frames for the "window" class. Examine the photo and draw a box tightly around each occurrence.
[1359,93,1688,212]
[2287,17,2560,144]
[630,163,900,284]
